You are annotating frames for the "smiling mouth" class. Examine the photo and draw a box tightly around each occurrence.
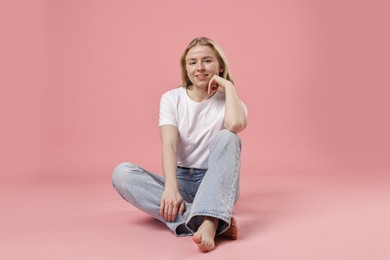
[195,74,208,80]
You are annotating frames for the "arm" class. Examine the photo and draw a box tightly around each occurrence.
[159,125,185,222]
[208,75,248,133]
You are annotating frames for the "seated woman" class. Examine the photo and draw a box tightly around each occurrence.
[112,37,247,252]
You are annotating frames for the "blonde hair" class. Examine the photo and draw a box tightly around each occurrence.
[180,37,234,88]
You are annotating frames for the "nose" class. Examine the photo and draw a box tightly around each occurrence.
[196,62,205,71]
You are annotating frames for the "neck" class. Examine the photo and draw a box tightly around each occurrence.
[186,85,216,102]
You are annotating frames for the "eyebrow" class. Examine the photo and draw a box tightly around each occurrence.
[186,56,214,61]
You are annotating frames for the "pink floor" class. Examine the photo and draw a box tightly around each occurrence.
[2,173,389,260]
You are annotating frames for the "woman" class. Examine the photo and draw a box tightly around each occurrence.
[112,37,247,252]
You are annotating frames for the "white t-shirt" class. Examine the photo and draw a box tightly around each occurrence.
[159,87,245,169]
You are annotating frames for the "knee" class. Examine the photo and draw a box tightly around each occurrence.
[112,162,137,188]
[214,129,241,147]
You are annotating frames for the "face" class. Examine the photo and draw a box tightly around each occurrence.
[185,45,222,89]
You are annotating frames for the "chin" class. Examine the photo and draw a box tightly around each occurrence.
[194,81,210,88]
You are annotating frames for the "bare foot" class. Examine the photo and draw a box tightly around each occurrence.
[192,217,218,252]
[221,217,238,240]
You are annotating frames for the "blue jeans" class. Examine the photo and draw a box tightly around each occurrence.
[112,129,242,236]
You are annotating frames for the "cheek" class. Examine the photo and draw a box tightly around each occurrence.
[186,67,194,76]
[207,64,219,72]
[186,70,192,81]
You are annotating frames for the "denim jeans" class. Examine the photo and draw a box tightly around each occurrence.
[112,129,241,236]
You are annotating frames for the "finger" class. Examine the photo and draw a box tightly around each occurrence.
[211,74,219,84]
[209,75,217,94]
[170,207,175,221]
[164,205,170,221]
[160,201,164,217]
[172,204,178,221]
[167,205,174,222]
[179,202,185,215]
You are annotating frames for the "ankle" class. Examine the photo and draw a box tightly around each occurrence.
[202,217,219,229]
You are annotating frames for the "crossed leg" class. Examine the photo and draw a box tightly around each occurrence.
[192,216,238,252]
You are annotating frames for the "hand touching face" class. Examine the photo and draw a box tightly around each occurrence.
[207,74,233,95]
[185,45,222,89]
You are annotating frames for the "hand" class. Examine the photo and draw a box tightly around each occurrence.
[160,188,185,222]
[208,75,234,95]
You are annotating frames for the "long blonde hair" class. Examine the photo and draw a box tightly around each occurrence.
[180,37,234,88]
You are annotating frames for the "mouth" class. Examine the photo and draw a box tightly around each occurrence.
[195,74,209,80]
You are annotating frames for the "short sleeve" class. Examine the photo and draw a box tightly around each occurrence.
[241,101,248,116]
[159,92,177,127]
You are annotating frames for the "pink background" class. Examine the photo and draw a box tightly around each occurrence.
[1,0,389,259]
[1,0,389,182]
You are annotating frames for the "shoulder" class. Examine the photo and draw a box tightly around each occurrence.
[161,87,185,103]
[162,87,184,97]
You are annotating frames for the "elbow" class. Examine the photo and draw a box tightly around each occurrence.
[224,119,247,133]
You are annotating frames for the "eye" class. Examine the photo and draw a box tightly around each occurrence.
[188,61,196,65]
[204,59,212,63]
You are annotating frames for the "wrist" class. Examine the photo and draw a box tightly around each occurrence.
[164,181,179,191]
[224,82,235,91]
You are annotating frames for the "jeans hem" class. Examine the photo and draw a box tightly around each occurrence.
[171,222,194,237]
[186,212,231,235]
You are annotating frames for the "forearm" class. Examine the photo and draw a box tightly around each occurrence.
[160,139,185,222]
[162,146,178,190]
[224,83,247,133]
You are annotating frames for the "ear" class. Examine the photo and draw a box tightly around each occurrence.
[219,68,224,73]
